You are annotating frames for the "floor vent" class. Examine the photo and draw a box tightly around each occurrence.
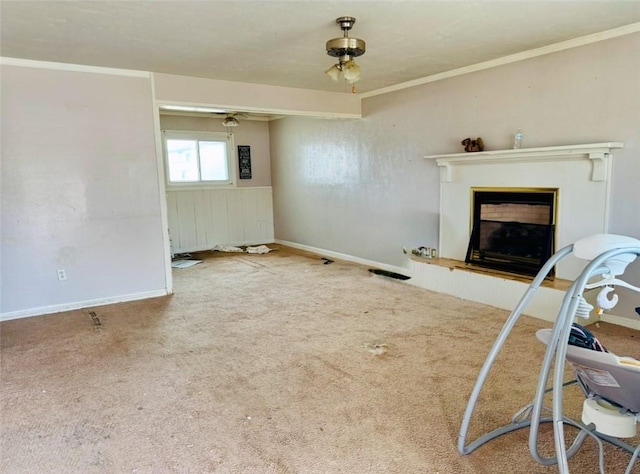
[368,269,411,280]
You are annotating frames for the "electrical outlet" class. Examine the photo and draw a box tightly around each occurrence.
[57,269,67,281]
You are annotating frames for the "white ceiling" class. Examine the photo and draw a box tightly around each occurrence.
[1,1,640,95]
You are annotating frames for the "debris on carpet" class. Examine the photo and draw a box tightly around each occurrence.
[172,252,192,259]
[246,245,272,254]
[88,311,102,327]
[212,244,244,253]
[363,342,388,356]
[171,260,203,269]
[211,244,274,254]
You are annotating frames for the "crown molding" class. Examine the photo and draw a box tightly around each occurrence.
[0,57,150,78]
[360,22,640,99]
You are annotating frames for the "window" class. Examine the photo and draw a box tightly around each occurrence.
[163,131,235,186]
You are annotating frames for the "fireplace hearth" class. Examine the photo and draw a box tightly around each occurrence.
[465,188,556,277]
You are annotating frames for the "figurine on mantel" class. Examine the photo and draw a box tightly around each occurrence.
[461,137,485,152]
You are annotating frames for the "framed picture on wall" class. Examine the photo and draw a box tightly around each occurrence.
[238,145,252,180]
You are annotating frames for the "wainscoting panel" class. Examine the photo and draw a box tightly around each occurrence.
[166,187,274,254]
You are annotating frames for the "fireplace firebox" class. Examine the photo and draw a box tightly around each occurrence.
[465,188,557,277]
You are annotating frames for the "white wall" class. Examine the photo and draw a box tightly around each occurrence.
[166,188,274,253]
[269,32,640,321]
[1,63,169,319]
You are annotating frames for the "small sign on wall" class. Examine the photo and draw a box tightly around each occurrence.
[238,145,252,180]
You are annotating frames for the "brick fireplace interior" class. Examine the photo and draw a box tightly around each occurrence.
[465,188,557,277]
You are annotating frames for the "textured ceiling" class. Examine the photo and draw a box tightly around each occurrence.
[2,1,640,94]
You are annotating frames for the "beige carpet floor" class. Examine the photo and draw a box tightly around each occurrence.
[1,246,639,473]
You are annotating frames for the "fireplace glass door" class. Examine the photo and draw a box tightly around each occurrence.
[465,189,557,277]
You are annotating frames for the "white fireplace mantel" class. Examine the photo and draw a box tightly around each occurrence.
[424,140,625,282]
[424,142,624,182]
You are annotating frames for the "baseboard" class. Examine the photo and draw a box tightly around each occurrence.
[0,289,171,322]
[600,313,640,331]
[274,239,412,278]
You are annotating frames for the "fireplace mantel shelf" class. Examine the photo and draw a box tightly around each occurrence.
[424,142,624,182]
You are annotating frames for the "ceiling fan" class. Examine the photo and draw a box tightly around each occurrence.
[325,16,366,92]
[212,112,248,128]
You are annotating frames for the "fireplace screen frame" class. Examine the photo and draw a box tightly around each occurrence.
[465,187,558,277]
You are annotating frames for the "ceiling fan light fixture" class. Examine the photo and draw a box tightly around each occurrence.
[221,116,240,127]
[325,16,366,86]
[342,60,361,83]
[325,64,342,82]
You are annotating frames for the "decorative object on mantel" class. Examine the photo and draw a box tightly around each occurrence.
[513,128,524,149]
[461,137,485,152]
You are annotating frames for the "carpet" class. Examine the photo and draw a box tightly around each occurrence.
[1,246,638,473]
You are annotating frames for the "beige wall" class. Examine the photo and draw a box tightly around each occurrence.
[270,32,640,320]
[1,65,169,317]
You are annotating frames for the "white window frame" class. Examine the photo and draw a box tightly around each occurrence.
[162,130,236,189]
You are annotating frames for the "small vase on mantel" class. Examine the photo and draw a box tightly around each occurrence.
[513,129,524,149]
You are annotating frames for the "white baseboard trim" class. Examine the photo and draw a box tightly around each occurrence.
[274,239,412,278]
[0,289,171,322]
[600,313,640,331]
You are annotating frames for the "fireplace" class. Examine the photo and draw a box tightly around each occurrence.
[465,188,557,276]
[425,142,622,281]
[416,143,622,321]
